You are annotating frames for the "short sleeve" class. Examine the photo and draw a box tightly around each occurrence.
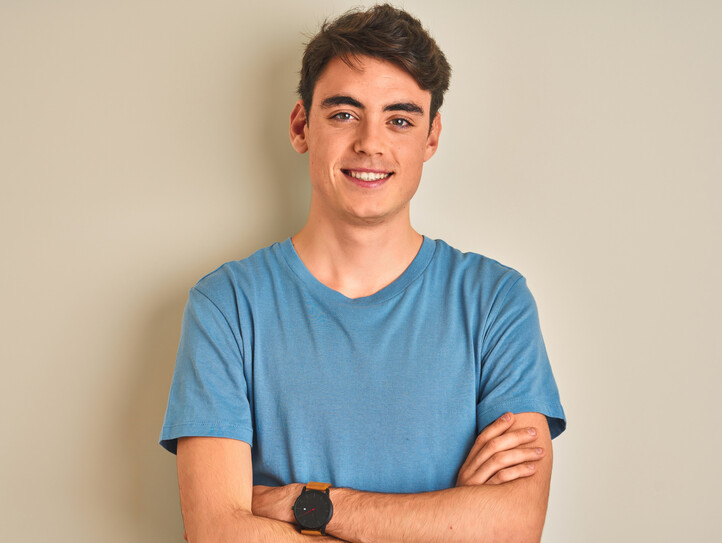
[159,286,253,454]
[477,276,566,439]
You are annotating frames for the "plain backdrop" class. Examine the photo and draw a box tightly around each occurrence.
[1,1,720,541]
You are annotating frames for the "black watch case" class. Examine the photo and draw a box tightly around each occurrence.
[292,486,333,533]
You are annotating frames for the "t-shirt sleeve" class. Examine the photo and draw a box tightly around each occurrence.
[476,276,566,439]
[159,286,253,454]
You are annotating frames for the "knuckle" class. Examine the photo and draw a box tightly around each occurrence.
[458,471,479,486]
[475,432,488,446]
[496,413,510,425]
[521,450,538,462]
[489,467,511,484]
[489,451,507,467]
[487,436,503,451]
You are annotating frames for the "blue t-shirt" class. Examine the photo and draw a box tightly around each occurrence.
[160,237,566,493]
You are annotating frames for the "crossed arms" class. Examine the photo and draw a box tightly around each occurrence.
[176,411,553,543]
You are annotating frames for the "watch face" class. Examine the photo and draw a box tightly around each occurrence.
[293,489,332,530]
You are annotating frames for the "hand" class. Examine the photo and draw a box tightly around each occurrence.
[456,412,546,486]
[252,483,304,523]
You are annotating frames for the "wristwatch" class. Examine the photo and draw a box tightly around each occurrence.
[292,481,333,535]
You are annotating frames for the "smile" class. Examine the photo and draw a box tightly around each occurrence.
[342,169,393,181]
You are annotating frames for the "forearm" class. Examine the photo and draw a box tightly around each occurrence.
[327,480,547,543]
[250,414,553,543]
[177,438,344,543]
[187,509,343,543]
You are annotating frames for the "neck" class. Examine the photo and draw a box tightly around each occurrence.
[291,212,423,299]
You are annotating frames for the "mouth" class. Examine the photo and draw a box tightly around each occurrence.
[341,169,394,185]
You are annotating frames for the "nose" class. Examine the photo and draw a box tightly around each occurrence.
[353,119,385,156]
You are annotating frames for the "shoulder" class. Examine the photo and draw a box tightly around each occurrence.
[429,240,536,329]
[191,241,288,309]
[427,238,525,300]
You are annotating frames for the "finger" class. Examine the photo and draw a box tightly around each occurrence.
[485,462,539,485]
[469,446,545,485]
[476,413,516,446]
[462,427,540,479]
[459,446,543,486]
[459,413,515,473]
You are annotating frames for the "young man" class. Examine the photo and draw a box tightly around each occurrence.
[160,5,565,542]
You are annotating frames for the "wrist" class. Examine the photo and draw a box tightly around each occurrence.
[324,486,350,534]
[252,483,304,523]
[286,483,305,522]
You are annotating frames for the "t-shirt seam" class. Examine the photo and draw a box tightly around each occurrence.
[163,422,251,428]
[477,398,563,418]
[488,274,525,326]
[278,238,439,307]
[362,239,438,306]
[161,423,253,437]
[477,273,525,400]
[191,285,245,361]
[479,273,525,353]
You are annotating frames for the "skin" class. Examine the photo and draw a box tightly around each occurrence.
[291,56,439,228]
[179,413,551,542]
[289,55,440,298]
[177,56,554,542]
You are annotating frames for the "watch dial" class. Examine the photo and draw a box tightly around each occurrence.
[293,490,332,530]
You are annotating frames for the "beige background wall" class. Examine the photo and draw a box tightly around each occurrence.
[1,1,720,541]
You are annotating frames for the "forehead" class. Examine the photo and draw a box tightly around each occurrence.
[313,55,431,109]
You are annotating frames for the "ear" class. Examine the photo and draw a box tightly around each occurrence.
[423,112,442,162]
[289,100,309,154]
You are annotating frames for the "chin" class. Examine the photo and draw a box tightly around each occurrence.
[345,206,405,226]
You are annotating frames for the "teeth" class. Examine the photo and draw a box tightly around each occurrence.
[346,170,391,181]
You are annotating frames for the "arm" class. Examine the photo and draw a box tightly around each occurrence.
[330,412,552,543]
[254,412,552,543]
[176,437,344,542]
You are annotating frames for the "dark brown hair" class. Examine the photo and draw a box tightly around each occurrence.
[298,4,451,126]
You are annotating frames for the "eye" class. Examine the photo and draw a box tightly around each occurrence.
[331,112,355,121]
[389,118,412,128]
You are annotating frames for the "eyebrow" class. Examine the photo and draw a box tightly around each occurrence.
[383,102,424,116]
[320,95,425,116]
[321,95,364,109]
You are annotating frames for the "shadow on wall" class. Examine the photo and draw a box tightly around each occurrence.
[118,41,310,540]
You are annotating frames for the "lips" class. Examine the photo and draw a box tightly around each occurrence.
[342,169,392,182]
[341,169,394,190]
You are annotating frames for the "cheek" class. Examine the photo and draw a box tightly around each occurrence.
[406,146,427,175]
[307,145,325,170]
[307,148,338,189]
[308,136,340,169]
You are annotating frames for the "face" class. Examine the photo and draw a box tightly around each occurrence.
[290,55,441,227]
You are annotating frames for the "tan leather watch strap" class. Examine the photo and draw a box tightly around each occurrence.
[301,529,323,535]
